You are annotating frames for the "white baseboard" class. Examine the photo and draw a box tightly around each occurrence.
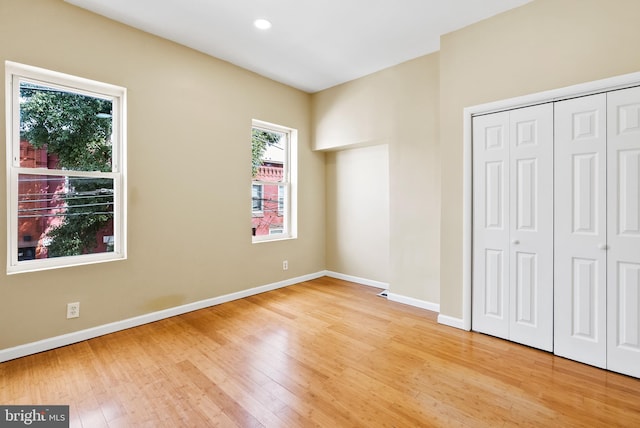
[437,314,469,331]
[386,292,440,313]
[324,272,441,314]
[0,271,326,363]
[323,271,389,289]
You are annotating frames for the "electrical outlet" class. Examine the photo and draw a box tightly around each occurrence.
[282,260,288,270]
[67,302,80,319]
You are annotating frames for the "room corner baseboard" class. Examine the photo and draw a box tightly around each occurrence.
[437,314,469,331]
[386,292,440,313]
[323,272,440,314]
[0,271,327,363]
[323,271,389,289]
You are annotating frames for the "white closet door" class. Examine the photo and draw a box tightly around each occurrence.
[607,87,640,378]
[554,94,607,368]
[473,105,553,350]
[473,111,510,340]
[508,104,554,351]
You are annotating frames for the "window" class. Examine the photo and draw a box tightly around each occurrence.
[251,119,296,242]
[6,62,126,273]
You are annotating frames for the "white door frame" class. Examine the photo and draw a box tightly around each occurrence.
[440,70,640,331]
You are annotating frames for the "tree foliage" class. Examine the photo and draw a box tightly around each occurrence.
[20,84,114,257]
[252,128,281,177]
[44,178,114,257]
[20,85,113,172]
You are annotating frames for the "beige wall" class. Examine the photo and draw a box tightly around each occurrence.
[314,0,640,316]
[4,0,639,353]
[439,0,640,318]
[313,54,440,303]
[389,56,440,303]
[325,145,389,282]
[0,0,325,349]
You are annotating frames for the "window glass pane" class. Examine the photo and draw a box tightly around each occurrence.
[18,174,114,259]
[251,128,285,183]
[252,182,284,237]
[269,227,284,236]
[252,184,263,212]
[19,81,113,172]
[277,185,284,215]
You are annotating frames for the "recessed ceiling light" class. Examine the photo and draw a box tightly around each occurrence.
[254,19,272,30]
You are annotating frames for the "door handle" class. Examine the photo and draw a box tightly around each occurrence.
[598,243,609,250]
[512,240,520,245]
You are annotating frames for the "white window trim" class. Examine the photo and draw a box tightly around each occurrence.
[251,119,297,243]
[5,61,127,274]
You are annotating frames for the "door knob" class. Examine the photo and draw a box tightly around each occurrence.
[598,243,609,250]
[512,240,520,245]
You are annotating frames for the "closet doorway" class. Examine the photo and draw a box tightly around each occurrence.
[468,75,640,378]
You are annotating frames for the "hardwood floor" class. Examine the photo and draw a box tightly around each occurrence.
[1,277,639,427]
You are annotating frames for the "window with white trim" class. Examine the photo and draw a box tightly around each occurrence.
[6,62,127,273]
[251,120,296,242]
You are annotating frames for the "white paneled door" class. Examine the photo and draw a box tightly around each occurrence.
[473,104,554,351]
[474,83,640,378]
[554,94,608,368]
[607,86,640,378]
[554,88,640,377]
[473,111,509,341]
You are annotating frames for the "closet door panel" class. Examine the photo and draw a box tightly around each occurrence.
[554,94,607,368]
[473,112,510,339]
[473,105,553,351]
[509,104,554,351]
[607,87,640,378]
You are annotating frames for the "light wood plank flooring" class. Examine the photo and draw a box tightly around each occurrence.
[1,277,639,427]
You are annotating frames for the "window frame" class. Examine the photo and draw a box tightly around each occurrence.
[251,119,297,243]
[5,61,127,274]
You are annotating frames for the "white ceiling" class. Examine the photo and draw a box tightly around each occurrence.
[65,0,532,93]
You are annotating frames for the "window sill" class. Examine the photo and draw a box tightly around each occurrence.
[7,252,126,275]
[252,235,296,244]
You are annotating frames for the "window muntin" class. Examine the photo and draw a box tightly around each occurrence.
[6,62,126,273]
[251,120,296,242]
